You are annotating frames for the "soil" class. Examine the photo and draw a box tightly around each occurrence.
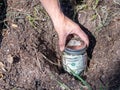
[0,0,120,90]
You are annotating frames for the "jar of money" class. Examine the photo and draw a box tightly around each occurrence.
[62,36,87,75]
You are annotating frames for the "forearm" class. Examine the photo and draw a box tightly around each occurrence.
[40,0,64,26]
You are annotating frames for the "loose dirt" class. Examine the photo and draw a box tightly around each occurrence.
[0,0,120,90]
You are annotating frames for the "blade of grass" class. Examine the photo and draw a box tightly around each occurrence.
[93,0,99,9]
[50,73,71,90]
[67,66,92,90]
[90,14,97,21]
[56,79,71,90]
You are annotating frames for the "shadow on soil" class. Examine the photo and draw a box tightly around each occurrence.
[79,24,96,65]
[38,33,59,72]
[100,61,120,90]
[108,61,120,90]
[0,0,7,47]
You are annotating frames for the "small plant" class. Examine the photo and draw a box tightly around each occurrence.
[26,5,50,29]
[68,66,92,90]
[50,73,71,90]
[26,15,37,29]
[88,0,111,35]
[73,4,88,20]
[93,0,99,9]
[55,79,71,90]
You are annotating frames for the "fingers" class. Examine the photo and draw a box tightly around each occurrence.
[58,31,89,52]
[74,29,89,47]
[54,16,89,51]
[58,28,89,51]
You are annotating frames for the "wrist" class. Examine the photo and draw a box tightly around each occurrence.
[51,12,65,29]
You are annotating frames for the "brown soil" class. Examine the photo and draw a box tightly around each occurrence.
[0,0,120,90]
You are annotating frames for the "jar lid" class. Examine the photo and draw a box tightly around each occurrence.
[64,39,87,55]
[64,46,87,55]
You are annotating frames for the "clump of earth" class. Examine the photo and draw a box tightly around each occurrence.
[0,0,120,90]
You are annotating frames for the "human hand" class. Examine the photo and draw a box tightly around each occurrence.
[53,15,89,51]
[40,0,89,51]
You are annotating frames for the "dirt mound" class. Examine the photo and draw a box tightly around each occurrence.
[0,0,120,90]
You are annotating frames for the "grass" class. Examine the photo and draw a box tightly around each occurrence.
[74,0,112,36]
[73,4,88,20]
[6,1,119,89]
[49,64,92,90]
[93,0,99,9]
[113,0,120,5]
[26,15,37,29]
[55,79,71,90]
[27,2,92,90]
[89,0,109,35]
[67,66,92,90]
[93,5,111,36]
[6,4,49,30]
[26,6,41,29]
[90,0,113,36]
[30,3,91,90]
[26,5,50,29]
[50,73,71,90]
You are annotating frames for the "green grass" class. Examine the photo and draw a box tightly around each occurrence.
[26,5,50,29]
[73,0,111,35]
[50,73,71,90]
[93,0,99,9]
[55,79,71,90]
[73,4,88,20]
[50,65,92,90]
[67,66,92,90]
[26,15,37,29]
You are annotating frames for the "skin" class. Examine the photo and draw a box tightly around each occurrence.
[40,0,89,51]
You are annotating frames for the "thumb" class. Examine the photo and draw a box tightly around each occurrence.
[58,34,66,51]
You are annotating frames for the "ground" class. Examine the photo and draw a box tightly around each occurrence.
[0,0,120,90]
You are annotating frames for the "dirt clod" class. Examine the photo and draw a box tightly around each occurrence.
[0,0,120,90]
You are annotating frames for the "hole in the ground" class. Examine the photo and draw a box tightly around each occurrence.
[13,55,20,63]
[0,0,7,47]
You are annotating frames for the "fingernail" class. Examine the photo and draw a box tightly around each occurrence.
[60,46,64,51]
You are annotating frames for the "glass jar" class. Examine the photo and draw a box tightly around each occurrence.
[62,36,87,75]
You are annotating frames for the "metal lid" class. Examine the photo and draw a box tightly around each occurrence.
[64,46,87,55]
[64,39,87,55]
